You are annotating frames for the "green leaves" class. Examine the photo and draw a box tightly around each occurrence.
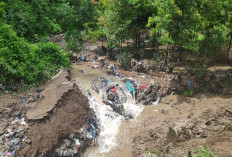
[0,2,5,22]
[0,22,69,89]
[193,146,217,157]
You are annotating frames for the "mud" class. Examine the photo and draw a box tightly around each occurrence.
[15,70,92,156]
[103,94,232,157]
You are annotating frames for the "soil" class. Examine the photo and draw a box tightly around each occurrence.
[15,70,92,156]
[102,94,232,157]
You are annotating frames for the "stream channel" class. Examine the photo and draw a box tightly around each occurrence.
[71,64,144,156]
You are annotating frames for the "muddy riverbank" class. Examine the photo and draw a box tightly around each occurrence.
[101,94,232,157]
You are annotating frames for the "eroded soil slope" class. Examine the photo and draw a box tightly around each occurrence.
[16,70,92,156]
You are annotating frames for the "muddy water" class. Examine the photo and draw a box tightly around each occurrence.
[71,64,144,156]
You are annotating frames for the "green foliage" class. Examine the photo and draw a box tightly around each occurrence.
[0,2,5,22]
[3,0,96,43]
[143,149,156,157]
[184,90,192,97]
[64,30,83,52]
[147,0,232,60]
[94,0,232,62]
[4,0,61,41]
[97,0,153,49]
[193,146,217,157]
[0,6,69,90]
[116,48,130,67]
[99,0,133,47]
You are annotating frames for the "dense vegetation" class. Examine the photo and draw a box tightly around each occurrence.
[0,2,69,91]
[91,0,232,62]
[0,0,232,90]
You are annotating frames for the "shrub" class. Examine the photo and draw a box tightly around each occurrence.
[116,48,130,67]
[0,23,69,90]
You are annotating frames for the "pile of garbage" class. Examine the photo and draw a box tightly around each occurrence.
[102,83,130,118]
[90,77,132,119]
[0,91,45,156]
[90,74,165,120]
[0,99,27,156]
[70,53,88,63]
[0,118,27,156]
[104,62,171,105]
[55,116,98,156]
[91,77,110,94]
[174,68,232,95]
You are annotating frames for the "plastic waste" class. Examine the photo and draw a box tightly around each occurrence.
[125,81,135,92]
[90,128,96,138]
[20,118,26,125]
[137,84,147,90]
[188,80,191,87]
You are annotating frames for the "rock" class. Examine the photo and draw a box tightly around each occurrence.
[92,65,99,69]
[188,124,195,130]
[140,140,144,144]
[166,127,177,144]
[26,139,32,144]
[36,88,44,93]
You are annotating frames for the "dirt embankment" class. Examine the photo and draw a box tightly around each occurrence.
[15,70,92,156]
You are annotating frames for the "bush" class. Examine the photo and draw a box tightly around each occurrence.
[116,48,130,67]
[64,30,83,52]
[0,23,69,90]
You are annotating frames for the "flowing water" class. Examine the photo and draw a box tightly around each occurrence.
[71,64,144,156]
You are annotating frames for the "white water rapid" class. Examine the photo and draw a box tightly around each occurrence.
[71,64,144,156]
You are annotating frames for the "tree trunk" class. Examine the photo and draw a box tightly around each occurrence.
[178,45,182,62]
[167,47,170,65]
[227,32,232,61]
[135,32,138,48]
[101,37,104,47]
[138,29,141,48]
[167,33,171,64]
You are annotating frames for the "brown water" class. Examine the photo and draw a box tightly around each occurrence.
[71,64,144,156]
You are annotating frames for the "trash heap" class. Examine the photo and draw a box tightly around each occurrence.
[55,116,98,156]
[135,83,162,105]
[90,75,165,120]
[90,76,164,120]
[102,83,130,118]
[104,63,170,106]
[90,77,133,119]
[123,78,162,106]
[0,101,26,156]
[0,91,44,156]
[91,77,110,94]
[0,115,28,157]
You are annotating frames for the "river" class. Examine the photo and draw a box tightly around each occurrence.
[71,64,144,156]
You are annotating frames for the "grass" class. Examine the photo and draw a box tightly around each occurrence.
[192,146,217,157]
[143,149,157,157]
